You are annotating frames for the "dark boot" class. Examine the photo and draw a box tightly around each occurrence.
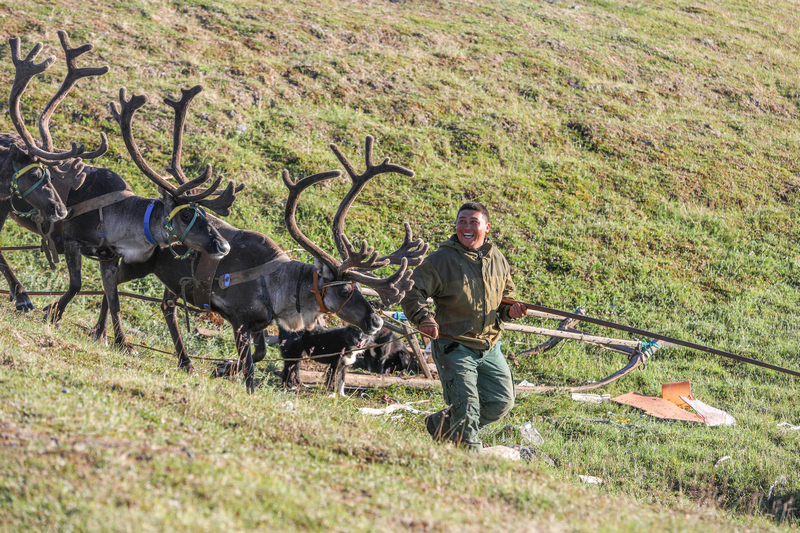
[425,408,451,441]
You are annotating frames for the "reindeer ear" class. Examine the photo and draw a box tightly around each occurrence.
[53,158,87,189]
[160,188,176,209]
[321,263,336,279]
[9,143,30,164]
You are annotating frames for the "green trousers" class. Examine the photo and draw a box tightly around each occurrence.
[431,339,515,451]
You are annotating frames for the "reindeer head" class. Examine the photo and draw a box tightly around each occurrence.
[110,86,242,259]
[283,135,429,335]
[5,31,109,222]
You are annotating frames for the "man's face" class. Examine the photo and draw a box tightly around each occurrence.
[455,209,490,250]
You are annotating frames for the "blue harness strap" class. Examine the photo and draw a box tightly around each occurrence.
[143,201,158,245]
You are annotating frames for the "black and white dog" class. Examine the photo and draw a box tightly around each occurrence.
[278,325,371,396]
[359,326,416,375]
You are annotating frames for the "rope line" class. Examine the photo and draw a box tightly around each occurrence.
[0,289,208,313]
[0,245,41,251]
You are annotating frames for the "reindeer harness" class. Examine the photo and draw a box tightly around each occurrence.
[309,269,356,316]
[9,163,64,268]
[66,189,137,261]
[9,163,51,218]
[164,203,206,259]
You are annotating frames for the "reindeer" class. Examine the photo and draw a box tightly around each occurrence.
[0,33,109,310]
[31,83,243,352]
[91,135,428,392]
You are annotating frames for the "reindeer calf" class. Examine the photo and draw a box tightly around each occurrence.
[279,325,370,396]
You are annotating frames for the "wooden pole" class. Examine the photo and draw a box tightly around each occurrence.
[503,323,641,348]
[402,322,433,379]
[298,369,440,389]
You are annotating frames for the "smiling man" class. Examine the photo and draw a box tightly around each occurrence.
[400,201,527,451]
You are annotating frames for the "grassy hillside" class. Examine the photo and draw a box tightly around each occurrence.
[1,0,799,530]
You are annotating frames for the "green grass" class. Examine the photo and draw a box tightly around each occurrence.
[1,0,800,530]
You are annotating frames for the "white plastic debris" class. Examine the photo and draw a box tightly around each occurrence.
[768,475,787,500]
[680,396,736,426]
[571,393,611,403]
[579,475,603,485]
[283,401,296,412]
[714,456,732,469]
[357,404,434,416]
[520,422,545,446]
[517,379,537,387]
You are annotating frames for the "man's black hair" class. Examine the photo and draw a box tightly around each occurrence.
[457,201,490,223]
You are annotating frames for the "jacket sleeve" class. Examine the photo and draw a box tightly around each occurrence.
[400,258,442,326]
[497,258,518,322]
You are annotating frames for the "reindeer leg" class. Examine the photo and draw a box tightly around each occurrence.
[44,241,82,324]
[89,295,109,342]
[99,259,134,353]
[282,358,298,389]
[92,259,153,342]
[251,330,268,364]
[0,202,33,312]
[160,287,194,373]
[233,324,255,393]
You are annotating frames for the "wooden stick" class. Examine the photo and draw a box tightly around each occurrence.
[503,323,641,348]
[403,321,433,379]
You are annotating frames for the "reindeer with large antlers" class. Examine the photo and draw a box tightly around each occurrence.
[90,135,428,392]
[33,83,241,351]
[0,32,109,310]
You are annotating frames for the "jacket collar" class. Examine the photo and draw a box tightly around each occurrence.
[440,234,493,263]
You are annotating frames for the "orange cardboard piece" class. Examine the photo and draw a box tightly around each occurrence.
[662,381,693,409]
[612,392,705,423]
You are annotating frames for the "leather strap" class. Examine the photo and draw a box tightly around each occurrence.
[67,190,136,219]
[217,254,292,290]
[192,253,221,309]
[310,269,330,314]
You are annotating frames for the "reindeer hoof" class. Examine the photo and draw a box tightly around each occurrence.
[14,294,34,312]
[117,342,137,355]
[42,303,58,324]
[88,326,106,342]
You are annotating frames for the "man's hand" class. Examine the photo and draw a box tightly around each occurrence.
[508,301,527,319]
[419,317,439,339]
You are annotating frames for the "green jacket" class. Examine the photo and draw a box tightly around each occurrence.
[400,235,517,350]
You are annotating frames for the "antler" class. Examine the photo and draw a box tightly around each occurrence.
[328,136,426,303]
[111,86,241,214]
[284,135,427,306]
[282,168,343,272]
[110,88,170,186]
[8,36,85,161]
[37,30,109,160]
[346,258,415,307]
[372,222,429,268]
[162,85,202,186]
[329,135,415,262]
